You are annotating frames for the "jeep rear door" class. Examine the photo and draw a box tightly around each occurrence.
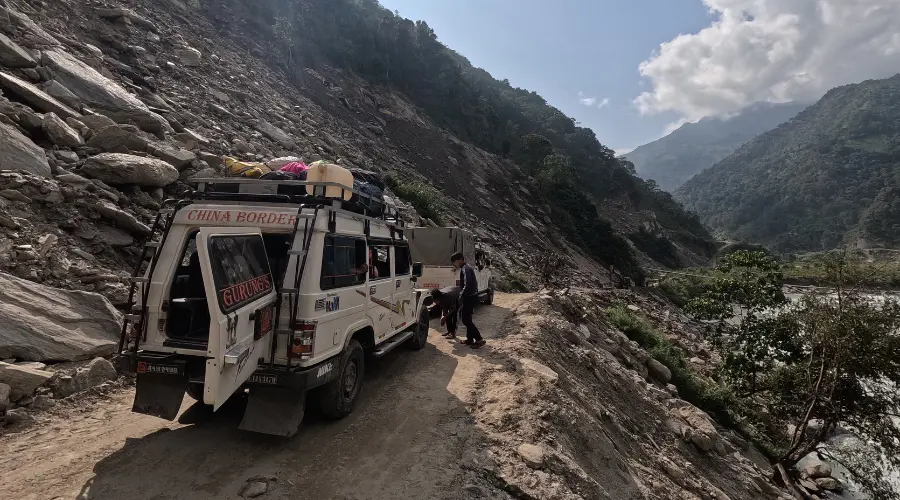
[196,228,277,410]
[391,243,415,329]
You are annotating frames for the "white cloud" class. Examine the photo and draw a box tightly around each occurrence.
[635,0,900,120]
[579,92,611,109]
[578,91,597,106]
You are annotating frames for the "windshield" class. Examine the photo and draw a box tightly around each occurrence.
[407,227,475,266]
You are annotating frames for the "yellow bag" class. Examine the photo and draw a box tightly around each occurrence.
[223,156,271,178]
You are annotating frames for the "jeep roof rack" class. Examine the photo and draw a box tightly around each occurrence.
[189,177,403,226]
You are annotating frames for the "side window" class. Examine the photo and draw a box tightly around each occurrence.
[369,244,390,280]
[179,235,198,266]
[207,235,274,313]
[321,236,367,290]
[394,244,411,276]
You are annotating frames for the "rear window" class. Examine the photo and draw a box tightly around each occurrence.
[208,235,273,313]
[321,236,367,290]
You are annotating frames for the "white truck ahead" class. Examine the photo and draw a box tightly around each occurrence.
[406,226,494,307]
[117,177,430,437]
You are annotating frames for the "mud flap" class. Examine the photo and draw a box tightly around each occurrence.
[132,373,187,420]
[239,386,306,437]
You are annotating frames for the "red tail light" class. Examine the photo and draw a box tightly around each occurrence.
[290,319,317,357]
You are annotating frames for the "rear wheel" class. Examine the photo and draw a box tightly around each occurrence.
[318,340,364,419]
[407,308,430,350]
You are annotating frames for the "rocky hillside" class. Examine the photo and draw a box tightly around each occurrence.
[625,102,807,192]
[676,75,900,252]
[0,0,715,305]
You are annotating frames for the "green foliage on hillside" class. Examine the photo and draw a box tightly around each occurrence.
[383,174,446,225]
[676,75,900,252]
[203,0,714,274]
[627,102,807,192]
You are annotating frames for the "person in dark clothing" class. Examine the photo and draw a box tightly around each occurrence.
[451,252,485,348]
[430,286,460,339]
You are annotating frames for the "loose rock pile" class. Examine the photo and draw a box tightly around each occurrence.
[469,289,792,499]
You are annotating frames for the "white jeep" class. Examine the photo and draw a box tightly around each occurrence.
[117,177,430,437]
[406,226,494,307]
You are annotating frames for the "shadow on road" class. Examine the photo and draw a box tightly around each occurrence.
[77,302,513,500]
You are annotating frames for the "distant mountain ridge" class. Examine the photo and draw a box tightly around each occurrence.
[625,102,809,192]
[676,74,900,252]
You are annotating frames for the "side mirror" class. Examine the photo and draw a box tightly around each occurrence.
[412,262,423,278]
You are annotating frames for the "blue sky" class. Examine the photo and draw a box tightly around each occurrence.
[377,0,714,153]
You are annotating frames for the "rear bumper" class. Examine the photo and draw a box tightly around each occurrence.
[245,358,339,391]
[118,351,339,392]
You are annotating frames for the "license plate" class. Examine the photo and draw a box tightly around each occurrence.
[254,304,275,340]
[136,361,181,375]
[422,283,440,289]
[249,373,277,385]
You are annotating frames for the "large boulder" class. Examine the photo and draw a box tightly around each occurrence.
[0,71,81,119]
[148,143,195,169]
[254,119,295,148]
[94,200,151,235]
[5,9,60,48]
[41,80,82,111]
[646,358,672,384]
[0,362,55,400]
[50,357,118,398]
[0,32,36,68]
[86,124,149,153]
[40,49,172,136]
[81,152,178,187]
[175,46,202,67]
[79,113,117,132]
[42,112,84,147]
[0,121,50,177]
[0,272,123,362]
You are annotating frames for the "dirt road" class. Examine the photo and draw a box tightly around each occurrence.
[0,293,527,500]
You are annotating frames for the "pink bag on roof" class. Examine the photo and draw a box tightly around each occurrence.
[279,162,309,175]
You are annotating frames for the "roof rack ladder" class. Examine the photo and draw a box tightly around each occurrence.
[270,204,321,367]
[118,200,182,362]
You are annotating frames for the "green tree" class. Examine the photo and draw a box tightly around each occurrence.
[689,252,900,498]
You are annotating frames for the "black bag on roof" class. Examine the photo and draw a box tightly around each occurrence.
[260,170,307,196]
[350,179,384,216]
[348,168,385,190]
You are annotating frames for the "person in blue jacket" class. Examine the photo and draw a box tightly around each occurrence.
[451,252,485,348]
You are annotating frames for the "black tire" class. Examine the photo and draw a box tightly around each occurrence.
[318,340,365,419]
[186,382,205,401]
[407,308,430,350]
[482,283,495,305]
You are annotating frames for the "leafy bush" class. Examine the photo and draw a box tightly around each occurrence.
[496,271,530,293]
[384,174,446,225]
[605,305,771,455]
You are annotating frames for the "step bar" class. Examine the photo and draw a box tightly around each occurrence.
[372,330,414,358]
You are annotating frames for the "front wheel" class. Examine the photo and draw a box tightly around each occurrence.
[318,340,365,419]
[407,308,430,350]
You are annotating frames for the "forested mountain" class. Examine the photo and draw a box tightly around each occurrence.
[625,102,807,192]
[204,0,715,275]
[676,75,900,252]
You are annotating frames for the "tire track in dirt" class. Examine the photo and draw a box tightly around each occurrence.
[0,293,529,500]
